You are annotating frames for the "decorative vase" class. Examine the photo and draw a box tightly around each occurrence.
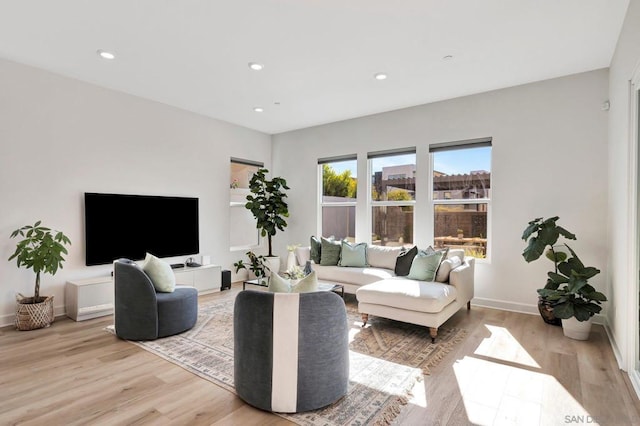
[15,294,54,330]
[537,296,561,326]
[286,251,296,271]
[561,316,593,340]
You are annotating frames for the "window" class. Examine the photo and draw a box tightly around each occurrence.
[369,149,416,247]
[319,156,357,241]
[431,140,491,258]
[230,158,263,250]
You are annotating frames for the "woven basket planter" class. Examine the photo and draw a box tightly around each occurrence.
[15,294,54,330]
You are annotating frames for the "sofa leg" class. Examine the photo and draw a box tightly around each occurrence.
[429,327,438,343]
[467,301,471,310]
[361,313,369,327]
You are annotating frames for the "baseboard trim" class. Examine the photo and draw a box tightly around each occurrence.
[471,297,607,325]
[471,297,538,315]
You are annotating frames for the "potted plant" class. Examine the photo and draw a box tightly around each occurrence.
[245,168,290,273]
[522,216,607,338]
[234,250,270,283]
[8,221,71,330]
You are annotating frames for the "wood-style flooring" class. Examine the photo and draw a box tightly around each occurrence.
[1,283,638,425]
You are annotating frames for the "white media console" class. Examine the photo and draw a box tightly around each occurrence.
[65,264,222,321]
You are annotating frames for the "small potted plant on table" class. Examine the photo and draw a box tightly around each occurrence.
[8,221,71,330]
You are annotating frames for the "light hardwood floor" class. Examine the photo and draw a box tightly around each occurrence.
[1,284,639,425]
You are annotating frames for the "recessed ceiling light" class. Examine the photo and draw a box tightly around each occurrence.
[374,73,388,80]
[253,107,264,113]
[443,55,454,61]
[248,62,264,71]
[97,49,115,60]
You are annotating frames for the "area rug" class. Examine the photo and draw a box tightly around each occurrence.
[107,295,466,425]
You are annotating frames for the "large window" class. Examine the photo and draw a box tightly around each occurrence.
[431,140,491,258]
[369,149,416,247]
[230,158,263,250]
[319,156,357,241]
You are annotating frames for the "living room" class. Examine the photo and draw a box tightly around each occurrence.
[2,1,640,424]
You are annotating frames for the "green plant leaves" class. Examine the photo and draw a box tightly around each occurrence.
[8,221,71,299]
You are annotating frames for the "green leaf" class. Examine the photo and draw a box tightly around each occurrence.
[553,302,574,319]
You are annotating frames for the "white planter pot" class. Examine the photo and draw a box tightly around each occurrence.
[265,256,281,276]
[561,316,593,340]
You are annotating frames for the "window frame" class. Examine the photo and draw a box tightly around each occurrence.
[429,138,492,260]
[368,148,417,247]
[229,157,264,252]
[318,155,358,240]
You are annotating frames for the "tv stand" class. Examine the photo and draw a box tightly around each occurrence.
[65,264,221,321]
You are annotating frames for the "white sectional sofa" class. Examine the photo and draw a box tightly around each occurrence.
[295,244,475,341]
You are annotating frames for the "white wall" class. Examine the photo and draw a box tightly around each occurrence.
[273,69,609,315]
[607,0,640,371]
[0,59,271,326]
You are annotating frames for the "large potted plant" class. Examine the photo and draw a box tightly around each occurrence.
[522,217,607,339]
[245,168,289,273]
[8,221,71,330]
[521,216,576,325]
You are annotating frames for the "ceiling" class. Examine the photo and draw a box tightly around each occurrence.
[0,1,630,135]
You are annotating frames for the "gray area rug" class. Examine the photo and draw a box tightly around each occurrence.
[107,294,466,425]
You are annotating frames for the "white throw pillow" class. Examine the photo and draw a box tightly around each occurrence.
[268,271,319,293]
[142,253,176,292]
[435,256,462,283]
[366,245,404,270]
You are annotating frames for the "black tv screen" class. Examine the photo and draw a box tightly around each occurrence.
[84,192,199,266]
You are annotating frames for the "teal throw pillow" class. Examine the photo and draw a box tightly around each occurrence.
[310,236,322,263]
[395,246,417,276]
[339,241,368,267]
[142,252,176,292]
[320,237,342,266]
[406,250,446,281]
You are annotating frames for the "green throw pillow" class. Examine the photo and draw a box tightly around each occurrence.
[320,237,342,266]
[394,246,417,276]
[310,236,322,263]
[268,271,318,293]
[406,250,446,281]
[339,241,368,267]
[142,253,176,292]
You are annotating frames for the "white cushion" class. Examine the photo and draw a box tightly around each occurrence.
[142,253,176,293]
[356,279,457,314]
[268,271,319,293]
[366,245,404,270]
[436,256,462,283]
[446,249,465,260]
[311,264,394,286]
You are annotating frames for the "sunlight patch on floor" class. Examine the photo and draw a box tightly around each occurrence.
[474,325,541,368]
[453,356,594,425]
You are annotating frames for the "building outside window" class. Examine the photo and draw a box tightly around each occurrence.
[229,158,263,250]
[319,156,357,241]
[431,140,491,258]
[369,149,416,247]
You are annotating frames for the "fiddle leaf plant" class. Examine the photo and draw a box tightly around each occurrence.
[522,216,606,322]
[245,168,289,257]
[8,221,71,301]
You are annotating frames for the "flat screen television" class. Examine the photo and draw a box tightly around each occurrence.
[84,192,199,266]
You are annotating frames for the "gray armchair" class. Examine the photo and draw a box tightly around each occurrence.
[114,258,198,340]
[234,290,349,413]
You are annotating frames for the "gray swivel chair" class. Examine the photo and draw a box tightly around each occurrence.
[114,258,198,340]
[234,290,349,413]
